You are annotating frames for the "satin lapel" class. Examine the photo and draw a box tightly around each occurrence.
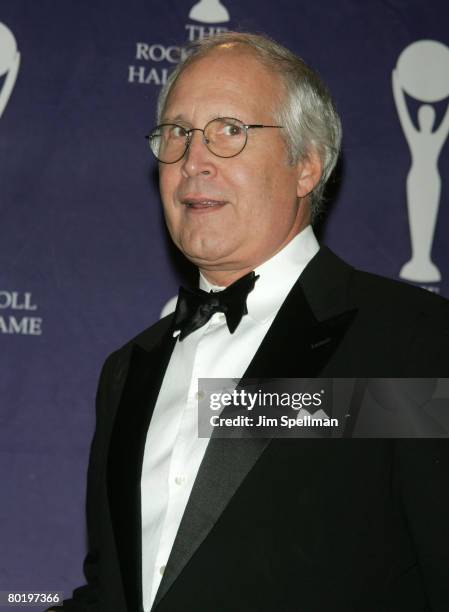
[243,273,357,379]
[107,328,176,612]
[241,278,358,438]
[153,434,269,607]
[154,248,358,608]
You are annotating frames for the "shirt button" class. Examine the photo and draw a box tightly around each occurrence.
[174,475,186,485]
[159,565,166,576]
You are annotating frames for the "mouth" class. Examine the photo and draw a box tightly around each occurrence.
[181,198,227,211]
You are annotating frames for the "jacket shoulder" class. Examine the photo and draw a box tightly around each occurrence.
[352,268,449,320]
[101,313,175,371]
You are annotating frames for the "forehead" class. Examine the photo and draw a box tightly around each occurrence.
[163,48,283,122]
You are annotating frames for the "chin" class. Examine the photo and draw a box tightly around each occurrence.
[183,247,236,271]
[180,234,234,265]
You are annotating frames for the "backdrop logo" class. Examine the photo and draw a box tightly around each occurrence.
[0,22,20,119]
[189,0,230,23]
[128,3,230,87]
[392,40,449,286]
[160,295,177,319]
[0,291,42,335]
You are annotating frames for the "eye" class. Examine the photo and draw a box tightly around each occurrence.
[168,125,187,139]
[222,123,243,137]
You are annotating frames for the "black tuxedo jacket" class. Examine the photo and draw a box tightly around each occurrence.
[60,247,449,612]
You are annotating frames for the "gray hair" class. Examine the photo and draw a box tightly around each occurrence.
[156,32,342,218]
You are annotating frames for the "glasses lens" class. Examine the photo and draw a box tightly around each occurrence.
[204,118,247,158]
[149,125,187,163]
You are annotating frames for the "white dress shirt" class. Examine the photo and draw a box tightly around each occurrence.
[140,226,320,611]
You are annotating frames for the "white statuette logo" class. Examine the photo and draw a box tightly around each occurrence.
[189,0,230,23]
[392,40,449,283]
[160,295,177,319]
[0,22,20,119]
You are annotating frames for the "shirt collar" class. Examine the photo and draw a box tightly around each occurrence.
[199,225,320,324]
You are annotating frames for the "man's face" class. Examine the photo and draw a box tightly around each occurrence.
[159,48,316,282]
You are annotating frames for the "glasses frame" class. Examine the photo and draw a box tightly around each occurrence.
[145,117,284,164]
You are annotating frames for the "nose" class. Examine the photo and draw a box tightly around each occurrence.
[181,129,217,178]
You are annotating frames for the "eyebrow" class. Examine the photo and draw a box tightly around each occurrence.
[161,114,192,125]
[160,113,240,125]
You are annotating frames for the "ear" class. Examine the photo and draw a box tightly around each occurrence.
[295,150,322,198]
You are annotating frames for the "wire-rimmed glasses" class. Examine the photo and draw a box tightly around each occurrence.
[145,117,283,163]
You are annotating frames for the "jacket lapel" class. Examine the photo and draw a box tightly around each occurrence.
[154,247,358,608]
[243,257,357,379]
[153,433,270,607]
[107,320,176,612]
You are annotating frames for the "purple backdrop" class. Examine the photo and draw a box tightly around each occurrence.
[1,0,448,606]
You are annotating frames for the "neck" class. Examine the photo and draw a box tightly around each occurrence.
[196,198,313,287]
[199,224,311,287]
[200,265,255,288]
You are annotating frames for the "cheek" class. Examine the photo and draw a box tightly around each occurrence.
[159,170,181,225]
[244,169,299,238]
[229,164,273,215]
[159,167,177,203]
[234,167,280,218]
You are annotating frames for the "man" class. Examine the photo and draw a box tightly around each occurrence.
[54,32,449,611]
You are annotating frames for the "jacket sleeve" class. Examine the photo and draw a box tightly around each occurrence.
[394,439,449,612]
[46,350,126,612]
[393,303,449,611]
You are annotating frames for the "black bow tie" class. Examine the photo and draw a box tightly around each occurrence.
[173,271,259,341]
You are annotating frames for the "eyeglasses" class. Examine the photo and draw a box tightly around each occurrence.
[145,117,283,164]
